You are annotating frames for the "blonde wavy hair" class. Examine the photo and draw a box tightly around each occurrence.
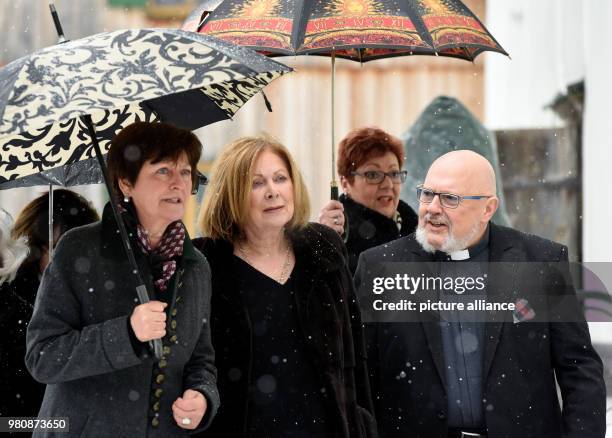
[198,134,310,242]
[0,209,28,285]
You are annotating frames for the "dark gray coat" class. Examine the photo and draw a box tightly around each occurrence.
[25,208,219,437]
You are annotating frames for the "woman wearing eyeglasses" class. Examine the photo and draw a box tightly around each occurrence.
[319,127,418,273]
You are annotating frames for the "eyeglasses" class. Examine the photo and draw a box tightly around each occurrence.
[416,185,492,209]
[350,170,408,185]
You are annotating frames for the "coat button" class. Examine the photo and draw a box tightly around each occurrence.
[153,401,160,412]
[170,320,177,330]
[437,410,446,420]
[170,335,177,343]
[159,359,167,368]
[156,374,165,384]
[171,309,177,316]
[151,417,159,427]
[163,346,171,355]
[155,388,163,398]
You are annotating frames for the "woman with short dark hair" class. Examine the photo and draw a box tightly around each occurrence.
[194,134,377,438]
[319,126,418,273]
[25,121,219,437]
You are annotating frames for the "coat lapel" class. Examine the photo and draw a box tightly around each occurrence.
[407,243,449,387]
[420,310,448,387]
[290,225,344,308]
[99,203,156,294]
[289,225,345,369]
[483,224,523,380]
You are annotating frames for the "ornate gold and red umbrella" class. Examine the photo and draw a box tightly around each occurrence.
[184,0,508,197]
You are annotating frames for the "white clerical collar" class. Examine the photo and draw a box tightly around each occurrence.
[449,249,470,260]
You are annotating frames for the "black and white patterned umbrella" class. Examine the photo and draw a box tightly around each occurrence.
[0,28,291,185]
[0,28,291,359]
[0,157,104,189]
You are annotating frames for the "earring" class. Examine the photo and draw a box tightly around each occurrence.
[123,195,130,203]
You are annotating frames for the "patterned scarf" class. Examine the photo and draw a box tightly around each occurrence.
[135,222,185,292]
[117,200,185,293]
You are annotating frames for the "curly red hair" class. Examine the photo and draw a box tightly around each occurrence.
[337,127,404,183]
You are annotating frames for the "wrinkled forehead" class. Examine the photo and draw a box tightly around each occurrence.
[423,163,476,195]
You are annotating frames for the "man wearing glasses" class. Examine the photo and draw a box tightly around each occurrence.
[354,150,606,438]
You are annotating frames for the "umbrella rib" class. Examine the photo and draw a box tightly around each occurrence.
[455,1,509,56]
[401,0,437,52]
[292,0,312,54]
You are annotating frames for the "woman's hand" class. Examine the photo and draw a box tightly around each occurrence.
[129,301,167,342]
[173,389,207,430]
[318,200,345,234]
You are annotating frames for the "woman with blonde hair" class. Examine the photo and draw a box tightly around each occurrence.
[194,134,376,438]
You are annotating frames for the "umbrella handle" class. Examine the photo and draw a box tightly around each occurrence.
[330,184,338,201]
[329,184,350,242]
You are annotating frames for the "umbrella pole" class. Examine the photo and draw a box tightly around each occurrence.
[330,51,338,200]
[49,3,67,43]
[81,114,163,361]
[48,183,54,258]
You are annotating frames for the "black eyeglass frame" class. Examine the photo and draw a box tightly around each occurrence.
[350,170,408,185]
[416,184,492,209]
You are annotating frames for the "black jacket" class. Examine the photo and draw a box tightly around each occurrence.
[0,263,45,418]
[193,223,377,438]
[341,194,417,274]
[354,223,606,438]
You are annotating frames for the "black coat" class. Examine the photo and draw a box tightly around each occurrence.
[354,223,607,438]
[0,262,45,419]
[193,223,377,438]
[340,195,418,274]
[25,206,219,437]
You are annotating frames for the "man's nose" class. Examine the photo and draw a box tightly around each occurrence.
[427,194,443,213]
